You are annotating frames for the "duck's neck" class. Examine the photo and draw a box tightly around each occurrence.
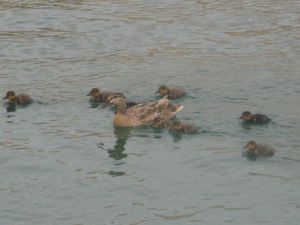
[116,103,127,115]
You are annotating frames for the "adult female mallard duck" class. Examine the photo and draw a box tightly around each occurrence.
[87,88,126,103]
[103,96,183,127]
[155,85,186,99]
[3,91,32,105]
[239,111,271,124]
[243,140,274,159]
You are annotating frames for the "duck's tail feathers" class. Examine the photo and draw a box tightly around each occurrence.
[174,105,184,114]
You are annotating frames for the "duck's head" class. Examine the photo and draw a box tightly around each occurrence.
[3,91,16,101]
[171,121,182,131]
[87,88,101,98]
[107,94,126,101]
[244,140,257,151]
[156,85,170,96]
[101,95,127,109]
[239,111,252,121]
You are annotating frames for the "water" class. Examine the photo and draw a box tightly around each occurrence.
[1,0,300,224]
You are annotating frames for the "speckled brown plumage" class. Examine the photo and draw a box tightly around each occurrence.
[106,97,183,127]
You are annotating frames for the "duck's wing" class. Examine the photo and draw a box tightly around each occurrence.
[17,94,32,104]
[257,144,274,156]
[128,98,167,114]
[253,114,271,124]
[170,88,186,98]
[127,98,183,124]
[126,99,167,122]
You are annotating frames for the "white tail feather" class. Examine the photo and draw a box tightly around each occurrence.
[175,105,184,114]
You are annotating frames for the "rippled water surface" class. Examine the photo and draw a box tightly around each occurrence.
[1,0,300,224]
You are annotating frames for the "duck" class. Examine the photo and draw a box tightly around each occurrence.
[169,121,199,134]
[103,96,183,127]
[87,88,126,103]
[239,111,271,124]
[152,117,172,129]
[243,140,274,158]
[155,85,186,99]
[3,91,32,105]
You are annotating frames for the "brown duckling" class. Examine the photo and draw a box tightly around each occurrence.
[103,96,183,127]
[87,88,126,103]
[155,85,186,99]
[243,140,274,158]
[239,111,271,124]
[169,121,199,134]
[152,117,172,129]
[3,91,32,105]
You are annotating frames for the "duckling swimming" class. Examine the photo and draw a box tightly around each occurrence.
[155,85,186,99]
[169,121,199,134]
[3,91,32,105]
[87,88,126,103]
[103,96,183,127]
[243,140,274,159]
[239,111,271,124]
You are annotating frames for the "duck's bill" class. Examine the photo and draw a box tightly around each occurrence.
[3,96,7,100]
[87,93,91,96]
[243,145,248,149]
[155,90,160,94]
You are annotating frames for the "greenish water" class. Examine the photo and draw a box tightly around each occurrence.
[1,1,300,224]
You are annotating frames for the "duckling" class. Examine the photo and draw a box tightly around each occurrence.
[155,85,186,99]
[243,140,274,158]
[87,88,126,103]
[239,111,271,124]
[152,117,172,129]
[169,121,199,134]
[103,96,183,127]
[3,91,32,105]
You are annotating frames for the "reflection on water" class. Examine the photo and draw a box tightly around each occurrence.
[106,127,132,160]
[170,130,182,142]
[5,103,16,112]
[240,122,253,130]
[89,101,101,109]
[107,170,126,177]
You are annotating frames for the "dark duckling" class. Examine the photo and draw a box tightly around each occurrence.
[3,91,32,105]
[152,117,172,129]
[243,140,274,159]
[87,88,126,103]
[169,121,199,134]
[155,85,186,99]
[239,111,271,124]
